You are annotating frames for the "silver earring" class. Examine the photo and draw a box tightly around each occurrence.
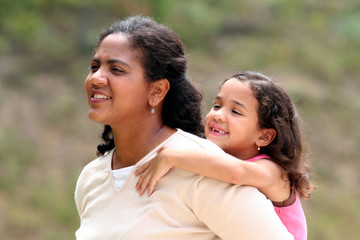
[151,104,155,114]
[257,146,260,151]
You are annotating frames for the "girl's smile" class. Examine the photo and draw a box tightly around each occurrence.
[205,78,262,160]
[208,123,229,136]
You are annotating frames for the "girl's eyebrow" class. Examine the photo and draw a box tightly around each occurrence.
[215,96,248,111]
[232,100,248,111]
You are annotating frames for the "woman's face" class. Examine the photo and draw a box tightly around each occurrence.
[204,78,262,159]
[85,33,151,127]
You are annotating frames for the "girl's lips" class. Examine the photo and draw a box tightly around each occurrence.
[208,124,228,136]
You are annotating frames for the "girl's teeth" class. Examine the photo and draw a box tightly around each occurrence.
[211,128,226,134]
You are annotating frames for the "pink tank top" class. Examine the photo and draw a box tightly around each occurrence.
[246,154,307,240]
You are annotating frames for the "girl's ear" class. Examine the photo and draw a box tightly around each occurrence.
[256,128,276,148]
[148,79,170,106]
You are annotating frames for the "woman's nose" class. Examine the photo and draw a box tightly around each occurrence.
[89,69,107,86]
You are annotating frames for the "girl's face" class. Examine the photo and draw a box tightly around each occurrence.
[85,33,152,128]
[205,78,263,160]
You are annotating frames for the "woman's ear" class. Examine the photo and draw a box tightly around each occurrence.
[256,128,276,148]
[148,79,170,107]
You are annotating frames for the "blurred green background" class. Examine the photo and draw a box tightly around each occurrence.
[1,0,359,239]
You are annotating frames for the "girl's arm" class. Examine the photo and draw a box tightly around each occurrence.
[135,147,283,197]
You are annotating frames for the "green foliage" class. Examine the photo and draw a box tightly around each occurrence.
[1,0,360,239]
[0,128,39,192]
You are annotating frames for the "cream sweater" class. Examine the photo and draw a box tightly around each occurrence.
[75,129,293,240]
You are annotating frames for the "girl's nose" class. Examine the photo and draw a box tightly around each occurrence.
[212,109,226,122]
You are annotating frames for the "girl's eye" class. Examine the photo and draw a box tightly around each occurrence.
[232,110,242,115]
[213,104,221,110]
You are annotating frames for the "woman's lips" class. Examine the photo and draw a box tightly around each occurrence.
[90,90,112,103]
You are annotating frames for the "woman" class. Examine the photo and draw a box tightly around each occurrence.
[75,15,293,239]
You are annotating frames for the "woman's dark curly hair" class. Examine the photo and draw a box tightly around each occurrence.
[94,15,204,156]
[225,71,316,199]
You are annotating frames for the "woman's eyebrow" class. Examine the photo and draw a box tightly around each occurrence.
[92,58,100,63]
[108,59,131,69]
[91,58,131,69]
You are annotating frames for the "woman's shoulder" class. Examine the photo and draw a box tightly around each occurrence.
[77,150,113,180]
[174,129,222,151]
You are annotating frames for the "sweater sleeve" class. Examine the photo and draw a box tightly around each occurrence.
[190,177,294,240]
[74,163,89,217]
[74,155,109,218]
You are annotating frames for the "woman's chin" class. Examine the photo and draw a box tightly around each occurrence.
[88,111,106,124]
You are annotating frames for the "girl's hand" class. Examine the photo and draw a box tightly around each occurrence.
[134,147,174,196]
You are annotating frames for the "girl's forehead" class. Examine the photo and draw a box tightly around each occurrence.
[219,79,258,109]
[220,79,252,94]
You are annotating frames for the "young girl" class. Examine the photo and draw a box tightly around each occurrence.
[135,71,316,240]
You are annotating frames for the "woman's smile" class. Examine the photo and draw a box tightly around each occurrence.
[85,33,149,126]
[90,89,112,104]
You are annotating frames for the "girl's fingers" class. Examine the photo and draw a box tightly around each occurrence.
[135,171,145,190]
[135,162,149,176]
[135,157,166,196]
[157,146,165,153]
[139,173,152,195]
[136,167,150,191]
[147,179,157,196]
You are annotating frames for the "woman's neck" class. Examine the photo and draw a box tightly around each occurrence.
[111,122,175,169]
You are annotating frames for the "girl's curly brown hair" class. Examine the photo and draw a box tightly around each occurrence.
[226,71,316,199]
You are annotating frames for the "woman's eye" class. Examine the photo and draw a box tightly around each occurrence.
[90,65,99,72]
[112,67,124,73]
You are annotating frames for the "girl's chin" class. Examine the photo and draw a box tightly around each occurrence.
[206,137,224,146]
